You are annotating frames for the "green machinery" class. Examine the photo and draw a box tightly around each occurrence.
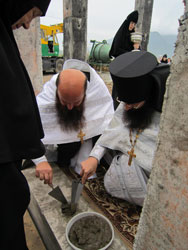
[88,40,111,70]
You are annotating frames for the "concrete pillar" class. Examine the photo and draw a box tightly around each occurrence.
[134,2,188,249]
[134,0,154,50]
[13,18,43,95]
[63,0,88,61]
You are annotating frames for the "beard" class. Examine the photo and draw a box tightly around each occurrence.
[55,92,85,132]
[123,102,155,130]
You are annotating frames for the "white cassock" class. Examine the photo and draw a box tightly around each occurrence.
[32,59,114,175]
[89,102,160,206]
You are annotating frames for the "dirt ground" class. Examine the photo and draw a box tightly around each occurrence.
[43,73,53,83]
[24,71,112,250]
[24,211,45,250]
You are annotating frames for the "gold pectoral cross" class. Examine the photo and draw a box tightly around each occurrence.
[77,130,85,144]
[128,148,136,166]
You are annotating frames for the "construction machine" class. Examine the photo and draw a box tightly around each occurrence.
[88,40,111,71]
[40,23,64,73]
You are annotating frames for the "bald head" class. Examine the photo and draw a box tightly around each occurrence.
[57,69,87,110]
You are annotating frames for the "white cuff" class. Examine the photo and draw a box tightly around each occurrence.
[32,155,47,165]
[89,144,106,162]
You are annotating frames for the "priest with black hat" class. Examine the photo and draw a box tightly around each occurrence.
[80,50,170,206]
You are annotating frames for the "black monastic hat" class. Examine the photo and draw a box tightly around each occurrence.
[109,50,170,111]
[109,50,158,104]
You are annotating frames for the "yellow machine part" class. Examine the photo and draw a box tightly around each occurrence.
[40,23,63,45]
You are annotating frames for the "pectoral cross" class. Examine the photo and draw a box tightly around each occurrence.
[127,148,136,166]
[77,130,85,144]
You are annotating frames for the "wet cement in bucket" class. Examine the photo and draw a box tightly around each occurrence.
[68,215,112,250]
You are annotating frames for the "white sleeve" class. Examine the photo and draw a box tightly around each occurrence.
[89,144,107,162]
[32,155,48,166]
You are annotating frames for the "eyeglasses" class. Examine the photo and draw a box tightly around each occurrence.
[125,101,145,110]
[117,97,145,110]
[116,97,121,103]
[133,104,140,109]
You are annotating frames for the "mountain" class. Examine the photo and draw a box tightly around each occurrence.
[148,32,177,58]
[60,31,177,60]
[104,32,177,59]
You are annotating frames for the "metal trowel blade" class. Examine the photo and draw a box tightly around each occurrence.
[71,179,84,204]
[48,186,68,204]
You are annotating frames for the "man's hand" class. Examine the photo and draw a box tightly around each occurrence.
[133,43,140,50]
[12,7,42,30]
[35,161,53,185]
[80,157,98,184]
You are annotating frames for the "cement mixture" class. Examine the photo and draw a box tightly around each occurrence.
[68,215,112,250]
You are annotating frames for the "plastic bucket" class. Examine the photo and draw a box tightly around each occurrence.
[66,211,114,250]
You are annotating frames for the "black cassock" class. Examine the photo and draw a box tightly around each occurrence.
[109,10,139,58]
[109,10,139,109]
[0,1,50,249]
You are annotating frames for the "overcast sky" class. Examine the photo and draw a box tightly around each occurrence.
[41,0,184,42]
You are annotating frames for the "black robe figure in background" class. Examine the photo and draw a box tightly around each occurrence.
[160,54,168,64]
[0,1,50,249]
[109,10,139,58]
[109,10,139,109]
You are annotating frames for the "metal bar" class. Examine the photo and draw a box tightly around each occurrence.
[27,193,62,250]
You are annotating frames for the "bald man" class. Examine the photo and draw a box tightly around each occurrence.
[57,69,86,111]
[55,69,87,132]
[32,59,114,184]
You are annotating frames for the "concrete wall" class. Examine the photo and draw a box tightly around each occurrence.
[134,2,188,249]
[13,18,43,95]
[134,0,154,50]
[63,0,88,61]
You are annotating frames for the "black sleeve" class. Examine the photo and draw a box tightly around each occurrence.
[33,0,51,16]
[0,0,51,25]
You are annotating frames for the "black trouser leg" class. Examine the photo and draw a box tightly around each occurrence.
[0,161,30,250]
[57,135,102,168]
[92,135,100,146]
[57,135,107,168]
[57,141,81,167]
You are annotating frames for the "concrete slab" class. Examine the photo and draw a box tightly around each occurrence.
[23,164,129,250]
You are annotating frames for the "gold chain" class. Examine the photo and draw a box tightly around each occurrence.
[127,128,142,166]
